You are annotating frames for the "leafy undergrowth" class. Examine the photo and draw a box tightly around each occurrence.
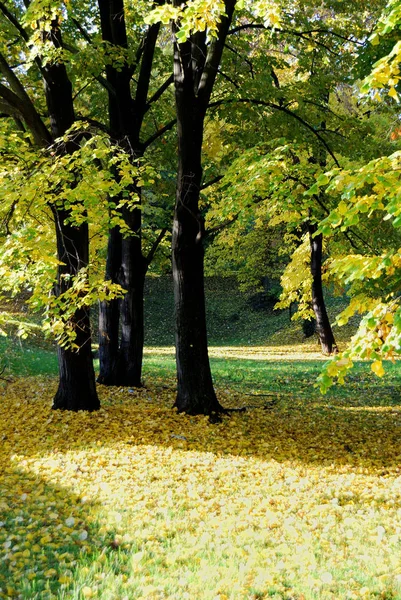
[2,365,401,599]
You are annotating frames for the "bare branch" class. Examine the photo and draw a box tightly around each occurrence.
[141,118,176,151]
[146,73,174,111]
[145,228,168,265]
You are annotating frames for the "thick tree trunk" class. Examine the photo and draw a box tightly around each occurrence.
[170,2,236,415]
[97,0,160,387]
[308,224,338,355]
[52,210,99,410]
[172,108,222,415]
[44,22,99,410]
[97,226,122,385]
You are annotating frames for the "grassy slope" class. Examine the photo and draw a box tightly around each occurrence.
[144,276,356,348]
[0,276,354,378]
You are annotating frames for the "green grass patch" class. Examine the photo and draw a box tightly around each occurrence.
[0,336,58,378]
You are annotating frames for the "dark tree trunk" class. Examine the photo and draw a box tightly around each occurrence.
[52,210,99,410]
[97,226,122,385]
[97,0,160,387]
[115,205,147,386]
[172,160,222,413]
[171,0,236,415]
[308,224,338,355]
[44,21,99,409]
[172,57,221,415]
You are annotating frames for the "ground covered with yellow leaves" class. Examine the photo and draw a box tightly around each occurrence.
[1,366,401,599]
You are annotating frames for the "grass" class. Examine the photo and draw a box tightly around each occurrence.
[2,277,401,599]
[0,336,58,378]
[2,360,401,599]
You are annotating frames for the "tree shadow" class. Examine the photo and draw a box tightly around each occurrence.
[0,466,138,599]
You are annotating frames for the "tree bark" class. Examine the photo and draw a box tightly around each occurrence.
[115,205,147,386]
[51,210,99,410]
[172,115,223,414]
[171,1,237,414]
[308,224,338,355]
[97,226,122,385]
[43,21,99,409]
[97,0,160,387]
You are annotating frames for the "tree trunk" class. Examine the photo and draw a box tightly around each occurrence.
[172,108,222,415]
[97,0,160,387]
[44,21,99,410]
[116,205,147,386]
[97,226,122,385]
[170,1,235,415]
[308,224,338,355]
[52,210,99,410]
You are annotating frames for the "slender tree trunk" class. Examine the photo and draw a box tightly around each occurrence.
[98,226,122,385]
[115,204,147,386]
[308,224,337,355]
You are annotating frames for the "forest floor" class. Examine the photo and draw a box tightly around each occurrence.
[1,278,401,599]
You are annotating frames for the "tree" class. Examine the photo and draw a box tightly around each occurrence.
[0,2,99,410]
[0,0,175,401]
[201,0,389,355]
[170,0,237,415]
[95,0,174,387]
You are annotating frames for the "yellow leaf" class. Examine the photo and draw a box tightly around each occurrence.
[388,87,399,101]
[371,360,385,377]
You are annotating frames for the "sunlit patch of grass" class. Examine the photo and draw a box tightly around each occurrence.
[0,336,58,378]
[2,369,401,599]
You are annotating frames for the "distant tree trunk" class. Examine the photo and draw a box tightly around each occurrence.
[98,226,122,385]
[308,223,337,355]
[115,205,147,386]
[44,21,99,410]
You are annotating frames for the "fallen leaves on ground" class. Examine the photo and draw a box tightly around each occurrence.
[1,376,401,599]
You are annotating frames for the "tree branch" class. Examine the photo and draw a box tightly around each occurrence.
[141,118,176,151]
[200,174,224,190]
[205,213,239,237]
[224,42,255,78]
[0,80,51,146]
[75,115,110,135]
[228,22,364,46]
[0,1,29,41]
[197,0,236,108]
[145,73,174,112]
[69,18,116,97]
[145,227,168,265]
[208,97,340,167]
[135,23,161,122]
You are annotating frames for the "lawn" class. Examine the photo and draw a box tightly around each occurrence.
[1,281,401,599]
[1,344,401,600]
